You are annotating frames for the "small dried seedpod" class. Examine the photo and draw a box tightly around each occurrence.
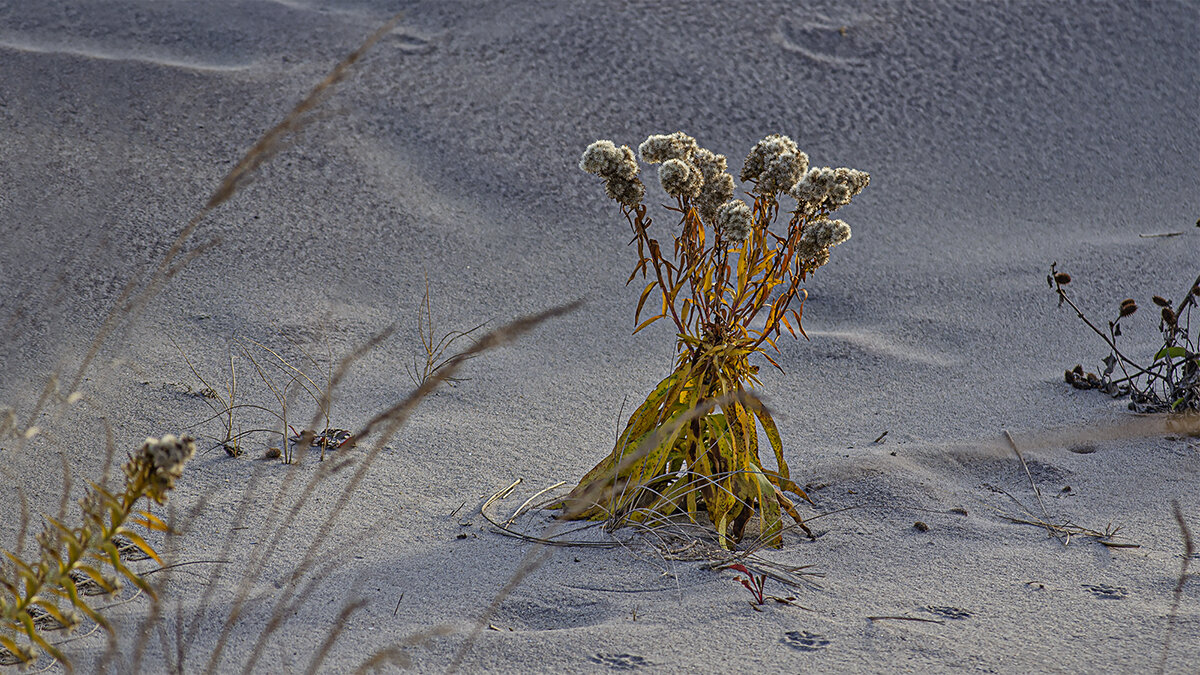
[1119,300,1138,318]
[1192,283,1200,297]
[1053,272,1071,285]
[1153,295,1171,307]
[1162,307,1177,325]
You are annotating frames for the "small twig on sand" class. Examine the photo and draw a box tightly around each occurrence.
[392,594,404,619]
[1138,232,1183,238]
[1157,501,1195,675]
[867,615,944,625]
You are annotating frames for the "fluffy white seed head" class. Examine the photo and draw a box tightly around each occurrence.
[658,158,702,199]
[692,148,735,224]
[135,434,196,499]
[580,140,638,180]
[141,434,196,476]
[715,199,754,245]
[758,150,809,195]
[582,140,644,207]
[692,148,728,178]
[741,134,808,195]
[801,218,852,249]
[638,131,698,164]
[791,166,869,212]
[604,175,646,207]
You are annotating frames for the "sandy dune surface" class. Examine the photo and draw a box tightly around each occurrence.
[1,1,1198,672]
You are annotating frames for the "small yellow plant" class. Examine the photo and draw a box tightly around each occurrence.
[0,435,195,669]
[561,132,868,548]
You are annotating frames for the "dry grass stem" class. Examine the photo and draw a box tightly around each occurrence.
[1156,501,1194,674]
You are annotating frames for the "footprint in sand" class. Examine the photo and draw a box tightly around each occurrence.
[388,31,437,55]
[772,11,889,68]
[924,605,972,620]
[588,653,651,670]
[1082,583,1128,600]
[782,630,831,652]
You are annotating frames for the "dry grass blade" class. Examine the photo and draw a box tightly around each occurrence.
[1156,501,1194,675]
[302,599,367,675]
[352,626,454,674]
[10,11,404,464]
[211,302,579,675]
[1003,430,1063,544]
[406,271,487,388]
[207,14,401,210]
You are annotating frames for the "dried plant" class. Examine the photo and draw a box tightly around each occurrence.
[173,340,243,456]
[560,132,869,548]
[0,435,195,669]
[1049,264,1200,413]
[405,272,487,388]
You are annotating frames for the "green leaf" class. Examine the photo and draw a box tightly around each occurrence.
[0,635,32,666]
[750,467,783,548]
[135,510,169,532]
[25,626,68,671]
[31,599,72,630]
[111,558,155,599]
[1154,346,1190,361]
[751,405,789,482]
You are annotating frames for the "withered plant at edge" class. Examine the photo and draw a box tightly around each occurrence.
[560,132,868,548]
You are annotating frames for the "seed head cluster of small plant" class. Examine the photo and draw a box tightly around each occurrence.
[1050,265,1200,413]
[566,131,868,548]
[0,435,195,667]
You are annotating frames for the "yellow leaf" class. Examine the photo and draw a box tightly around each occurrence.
[632,313,665,334]
[113,530,162,565]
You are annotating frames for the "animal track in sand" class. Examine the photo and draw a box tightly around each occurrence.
[802,329,956,367]
[494,592,617,631]
[588,653,652,670]
[1082,583,1128,600]
[923,605,971,620]
[782,630,831,652]
[772,11,889,68]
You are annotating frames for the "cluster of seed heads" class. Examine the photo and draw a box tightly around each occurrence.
[581,132,869,254]
[579,140,644,207]
[740,134,809,196]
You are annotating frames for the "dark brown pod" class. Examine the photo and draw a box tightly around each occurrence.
[1162,307,1177,324]
[1053,272,1071,285]
[1153,296,1170,307]
[1119,302,1138,318]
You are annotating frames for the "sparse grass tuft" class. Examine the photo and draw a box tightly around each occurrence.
[406,272,487,389]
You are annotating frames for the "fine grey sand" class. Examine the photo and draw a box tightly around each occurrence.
[2,1,1198,672]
